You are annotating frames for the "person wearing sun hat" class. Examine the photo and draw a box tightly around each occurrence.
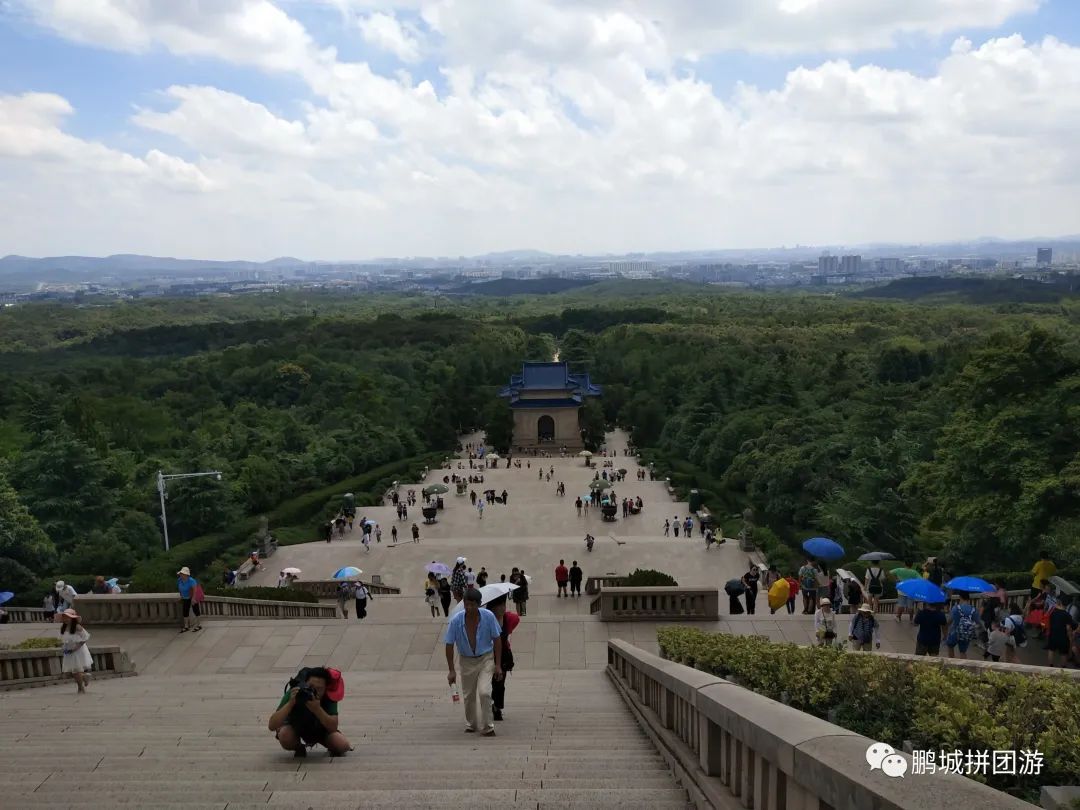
[848,603,881,651]
[813,597,838,647]
[55,580,77,612]
[176,567,202,633]
[58,608,93,693]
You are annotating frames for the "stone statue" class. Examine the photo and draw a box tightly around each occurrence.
[256,515,277,558]
[738,507,756,551]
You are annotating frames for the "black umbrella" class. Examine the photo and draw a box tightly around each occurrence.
[857,551,895,562]
[724,578,746,596]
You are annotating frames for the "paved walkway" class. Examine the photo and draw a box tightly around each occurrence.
[1,601,1053,674]
[247,429,751,595]
[0,668,691,809]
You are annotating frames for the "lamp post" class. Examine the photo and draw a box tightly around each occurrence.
[157,469,223,552]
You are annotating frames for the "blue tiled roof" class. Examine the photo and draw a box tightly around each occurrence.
[521,362,570,389]
[500,362,602,400]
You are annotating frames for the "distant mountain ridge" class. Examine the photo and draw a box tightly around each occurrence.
[0,254,304,277]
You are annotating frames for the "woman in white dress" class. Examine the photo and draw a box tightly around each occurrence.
[59,609,93,693]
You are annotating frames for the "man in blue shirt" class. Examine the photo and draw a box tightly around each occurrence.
[444,588,503,736]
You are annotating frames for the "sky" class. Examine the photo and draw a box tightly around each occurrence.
[1,0,1079,260]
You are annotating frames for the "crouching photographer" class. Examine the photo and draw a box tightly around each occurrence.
[268,666,351,757]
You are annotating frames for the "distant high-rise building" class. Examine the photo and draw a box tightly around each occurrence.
[1036,248,1052,267]
[840,255,861,275]
[818,255,839,274]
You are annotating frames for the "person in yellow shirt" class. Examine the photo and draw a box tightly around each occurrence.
[1031,551,1057,599]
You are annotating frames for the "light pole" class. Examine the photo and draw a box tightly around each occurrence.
[157,469,223,552]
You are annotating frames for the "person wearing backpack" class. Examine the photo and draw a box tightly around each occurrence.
[864,565,885,612]
[847,603,881,651]
[1001,611,1027,662]
[268,666,351,757]
[945,591,979,659]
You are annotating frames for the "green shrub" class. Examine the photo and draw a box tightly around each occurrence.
[658,627,1080,799]
[973,567,1080,591]
[10,575,99,608]
[753,527,801,574]
[0,637,61,650]
[624,568,678,587]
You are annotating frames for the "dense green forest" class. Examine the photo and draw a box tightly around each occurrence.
[1,284,1078,600]
[0,302,546,597]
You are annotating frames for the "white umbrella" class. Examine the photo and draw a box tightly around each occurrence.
[487,453,500,460]
[479,582,519,605]
[578,450,593,457]
[282,567,302,576]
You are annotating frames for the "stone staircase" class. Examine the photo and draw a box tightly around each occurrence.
[0,668,690,809]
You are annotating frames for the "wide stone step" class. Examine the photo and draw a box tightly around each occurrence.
[0,667,689,809]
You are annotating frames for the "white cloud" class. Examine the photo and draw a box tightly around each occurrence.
[3,1,1079,258]
[134,86,315,158]
[357,11,423,62]
[0,92,211,191]
[21,0,330,75]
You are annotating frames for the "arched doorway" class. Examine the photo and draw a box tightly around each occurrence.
[537,414,555,443]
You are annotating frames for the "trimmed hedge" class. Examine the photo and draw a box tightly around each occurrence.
[128,451,445,591]
[624,568,678,587]
[973,567,1080,591]
[0,637,61,650]
[657,627,1080,800]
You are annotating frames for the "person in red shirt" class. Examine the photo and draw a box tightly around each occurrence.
[783,574,800,615]
[486,594,520,721]
[555,560,569,598]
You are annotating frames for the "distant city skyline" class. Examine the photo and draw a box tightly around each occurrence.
[2,1,1079,259]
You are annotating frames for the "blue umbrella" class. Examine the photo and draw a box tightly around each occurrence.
[944,576,995,593]
[0,591,14,605]
[802,537,845,561]
[105,578,119,588]
[897,579,947,604]
[333,566,362,579]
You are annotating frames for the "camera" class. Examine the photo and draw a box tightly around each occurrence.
[295,685,316,703]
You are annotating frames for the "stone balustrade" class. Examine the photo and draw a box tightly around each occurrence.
[584,574,625,595]
[874,588,1031,614]
[2,606,53,623]
[286,580,401,599]
[0,645,134,690]
[590,587,719,621]
[71,594,337,624]
[606,639,1031,810]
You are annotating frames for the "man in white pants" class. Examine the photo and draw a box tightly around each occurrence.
[444,588,503,736]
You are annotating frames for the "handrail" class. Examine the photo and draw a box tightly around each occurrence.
[2,606,53,623]
[606,639,1031,810]
[873,588,1032,614]
[0,645,134,690]
[71,593,337,624]
[591,586,719,621]
[286,580,401,598]
[585,574,625,595]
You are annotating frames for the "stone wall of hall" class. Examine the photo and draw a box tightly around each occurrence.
[512,406,583,450]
